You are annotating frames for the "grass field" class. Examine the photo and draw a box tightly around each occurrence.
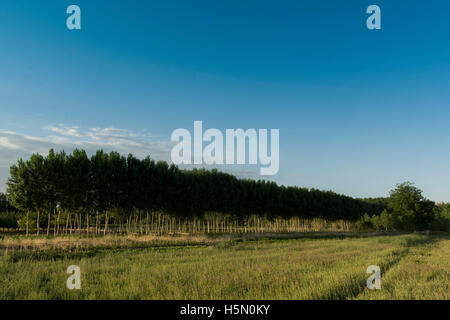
[0,232,448,300]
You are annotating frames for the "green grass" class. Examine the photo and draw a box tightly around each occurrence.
[0,233,448,299]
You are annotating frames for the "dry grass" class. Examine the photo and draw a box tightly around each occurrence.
[0,231,390,251]
[0,232,448,299]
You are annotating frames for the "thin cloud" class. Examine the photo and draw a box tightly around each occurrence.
[0,136,20,150]
[44,125,83,137]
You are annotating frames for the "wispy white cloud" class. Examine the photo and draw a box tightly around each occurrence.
[0,136,20,150]
[44,125,83,137]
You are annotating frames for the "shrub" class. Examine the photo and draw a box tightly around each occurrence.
[356,213,373,231]
[428,216,449,231]
[428,205,450,231]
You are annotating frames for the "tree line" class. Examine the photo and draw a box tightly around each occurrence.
[2,149,389,235]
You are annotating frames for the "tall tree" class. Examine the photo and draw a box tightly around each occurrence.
[7,159,34,235]
[27,154,46,235]
[388,182,435,230]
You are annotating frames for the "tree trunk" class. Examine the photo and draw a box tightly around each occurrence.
[26,210,29,236]
[69,212,72,236]
[151,212,154,234]
[56,209,60,235]
[133,209,137,233]
[104,211,109,235]
[47,210,51,236]
[36,209,40,235]
[95,213,99,235]
[65,211,69,235]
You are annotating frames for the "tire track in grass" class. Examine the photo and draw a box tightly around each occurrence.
[312,248,406,300]
[354,235,449,300]
[315,235,438,300]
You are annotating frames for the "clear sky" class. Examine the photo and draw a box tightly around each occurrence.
[1,0,450,202]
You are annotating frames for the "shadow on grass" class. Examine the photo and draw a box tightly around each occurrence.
[312,232,448,300]
[3,243,206,263]
[212,231,449,246]
[2,231,449,263]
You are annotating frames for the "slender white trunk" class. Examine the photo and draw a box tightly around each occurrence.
[26,210,29,236]
[36,209,40,235]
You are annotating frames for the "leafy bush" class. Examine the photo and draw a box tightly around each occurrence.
[356,201,450,232]
[357,210,398,231]
[429,204,450,231]
[428,216,450,231]
[356,213,373,231]
[17,212,36,231]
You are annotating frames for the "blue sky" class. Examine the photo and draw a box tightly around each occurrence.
[1,0,450,201]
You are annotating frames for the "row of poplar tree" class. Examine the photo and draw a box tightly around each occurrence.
[5,149,386,235]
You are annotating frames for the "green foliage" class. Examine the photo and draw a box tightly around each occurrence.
[0,211,19,229]
[429,203,450,231]
[387,182,435,230]
[356,183,448,232]
[357,210,398,232]
[372,210,397,231]
[437,203,450,219]
[0,193,14,212]
[16,211,36,231]
[5,150,447,234]
[0,193,20,229]
[355,213,372,231]
[5,149,386,236]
